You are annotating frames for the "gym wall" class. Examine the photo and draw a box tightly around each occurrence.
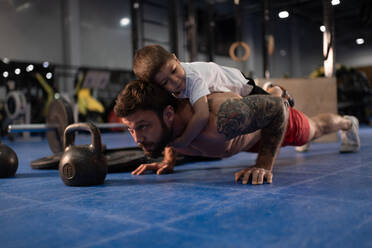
[0,0,371,79]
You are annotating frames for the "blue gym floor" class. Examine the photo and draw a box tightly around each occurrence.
[1,126,372,248]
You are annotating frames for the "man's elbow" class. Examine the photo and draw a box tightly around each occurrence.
[279,98,290,126]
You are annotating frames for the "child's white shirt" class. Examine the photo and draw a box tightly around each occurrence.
[178,62,253,105]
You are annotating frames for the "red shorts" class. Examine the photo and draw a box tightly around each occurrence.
[281,107,310,147]
[248,107,310,152]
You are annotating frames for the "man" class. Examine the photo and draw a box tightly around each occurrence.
[114,80,360,185]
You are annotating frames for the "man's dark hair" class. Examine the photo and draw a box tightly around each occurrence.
[114,79,178,119]
[133,44,174,82]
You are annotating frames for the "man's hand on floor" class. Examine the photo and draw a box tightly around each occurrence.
[235,166,273,185]
[131,162,174,175]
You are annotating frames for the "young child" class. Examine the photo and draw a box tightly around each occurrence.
[133,44,278,148]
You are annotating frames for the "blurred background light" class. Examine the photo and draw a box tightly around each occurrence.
[278,10,289,19]
[356,38,364,45]
[120,17,130,27]
[331,0,340,6]
[26,64,34,72]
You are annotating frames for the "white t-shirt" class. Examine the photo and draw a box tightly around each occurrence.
[178,62,254,105]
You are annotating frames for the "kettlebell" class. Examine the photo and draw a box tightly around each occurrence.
[0,136,18,178]
[59,122,107,186]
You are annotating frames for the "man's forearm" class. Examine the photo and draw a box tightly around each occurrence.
[255,100,288,171]
[163,147,177,167]
[217,95,289,170]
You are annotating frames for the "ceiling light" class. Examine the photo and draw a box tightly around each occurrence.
[43,61,49,68]
[14,68,21,75]
[26,64,34,72]
[3,71,9,78]
[46,72,53,79]
[356,38,364,45]
[120,18,130,27]
[331,0,340,6]
[2,58,9,64]
[278,11,289,19]
[320,25,326,32]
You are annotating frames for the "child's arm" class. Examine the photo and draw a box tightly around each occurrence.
[170,96,209,148]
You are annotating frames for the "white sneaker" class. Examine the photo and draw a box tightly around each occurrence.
[339,115,360,153]
[295,142,311,152]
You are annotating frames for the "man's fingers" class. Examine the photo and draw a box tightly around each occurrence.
[133,163,173,175]
[251,170,260,185]
[235,167,273,185]
[257,170,265,184]
[235,170,246,182]
[242,170,252,184]
[134,164,149,175]
[265,172,273,184]
[131,164,145,175]
[132,163,157,175]
[157,165,169,175]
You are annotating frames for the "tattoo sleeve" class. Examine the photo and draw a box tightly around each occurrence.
[217,95,289,170]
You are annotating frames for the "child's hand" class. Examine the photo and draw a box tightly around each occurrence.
[169,136,190,148]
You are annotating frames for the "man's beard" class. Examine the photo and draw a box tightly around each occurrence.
[138,121,172,158]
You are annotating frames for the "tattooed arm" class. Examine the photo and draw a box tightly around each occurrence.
[217,95,289,185]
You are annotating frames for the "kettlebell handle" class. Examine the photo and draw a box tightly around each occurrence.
[63,122,102,154]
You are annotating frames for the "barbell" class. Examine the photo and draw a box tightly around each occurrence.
[8,98,126,153]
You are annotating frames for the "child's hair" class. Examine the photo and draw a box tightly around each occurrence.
[133,45,174,83]
[114,79,178,119]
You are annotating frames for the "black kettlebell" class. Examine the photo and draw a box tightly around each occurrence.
[59,122,107,186]
[0,136,18,178]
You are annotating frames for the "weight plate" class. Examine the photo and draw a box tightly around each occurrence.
[29,146,221,172]
[30,147,147,173]
[106,147,148,173]
[30,153,62,169]
[46,99,75,153]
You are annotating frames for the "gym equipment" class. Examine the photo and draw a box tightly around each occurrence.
[230,1,250,62]
[267,35,275,56]
[77,88,105,115]
[5,91,28,120]
[30,153,62,170]
[105,147,147,173]
[0,136,18,178]
[31,147,147,172]
[35,73,54,117]
[47,98,75,153]
[229,42,250,62]
[59,122,107,186]
[31,145,220,173]
[8,98,126,153]
[5,91,31,139]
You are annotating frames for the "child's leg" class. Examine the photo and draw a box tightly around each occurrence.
[262,82,295,107]
[245,77,269,95]
[242,75,294,106]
